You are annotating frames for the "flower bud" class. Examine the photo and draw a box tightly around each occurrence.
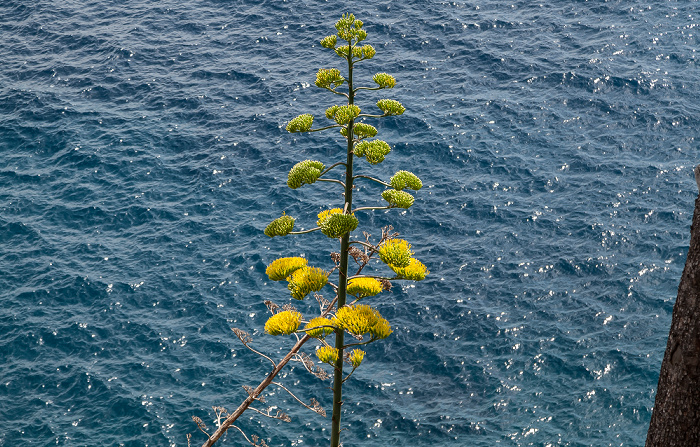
[286,114,313,133]
[373,72,396,88]
[382,189,415,209]
[315,68,344,89]
[390,170,422,191]
[288,160,325,189]
[320,35,337,48]
[325,105,339,119]
[376,99,405,116]
[353,140,391,164]
[361,44,375,59]
[319,212,358,238]
[332,105,361,125]
[264,214,295,237]
[349,123,377,139]
[334,45,350,58]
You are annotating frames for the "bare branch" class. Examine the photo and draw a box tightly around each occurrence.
[192,416,210,439]
[248,406,292,422]
[263,301,279,314]
[232,328,277,369]
[212,406,229,428]
[199,296,339,447]
[272,381,327,417]
[229,425,269,447]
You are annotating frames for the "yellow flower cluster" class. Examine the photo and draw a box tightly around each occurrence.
[334,304,392,339]
[287,266,328,300]
[391,258,429,281]
[264,310,302,336]
[266,257,307,281]
[316,346,339,365]
[305,317,335,339]
[317,208,357,238]
[317,208,342,226]
[346,277,383,298]
[378,239,412,268]
[349,349,365,368]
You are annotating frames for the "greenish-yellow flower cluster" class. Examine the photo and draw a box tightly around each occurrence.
[305,317,335,339]
[315,68,344,90]
[340,123,378,139]
[353,140,391,164]
[334,13,366,43]
[266,257,308,281]
[334,304,392,339]
[328,104,360,125]
[265,310,302,336]
[320,35,337,49]
[316,346,339,365]
[264,214,295,237]
[318,211,358,238]
[346,277,383,298]
[349,349,365,368]
[382,189,415,209]
[373,72,396,89]
[378,239,413,267]
[288,266,328,300]
[376,99,405,116]
[286,114,314,133]
[288,160,325,189]
[361,45,376,59]
[391,258,429,281]
[390,171,422,191]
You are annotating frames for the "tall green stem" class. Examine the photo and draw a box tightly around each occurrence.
[330,47,354,447]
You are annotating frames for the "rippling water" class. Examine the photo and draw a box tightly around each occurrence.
[1,1,698,445]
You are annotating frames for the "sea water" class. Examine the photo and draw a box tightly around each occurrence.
[1,1,698,445]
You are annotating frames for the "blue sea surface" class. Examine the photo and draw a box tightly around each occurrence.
[1,1,698,445]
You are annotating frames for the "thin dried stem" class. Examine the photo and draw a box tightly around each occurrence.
[231,328,277,369]
[198,296,338,447]
[248,406,292,422]
[271,381,327,417]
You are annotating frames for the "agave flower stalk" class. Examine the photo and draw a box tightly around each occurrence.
[197,14,428,447]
